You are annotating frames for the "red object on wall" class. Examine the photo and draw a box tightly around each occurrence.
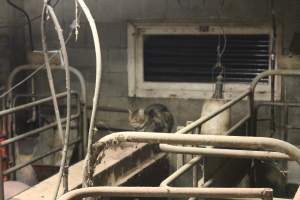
[0,130,8,181]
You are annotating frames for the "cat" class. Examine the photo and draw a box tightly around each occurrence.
[128,104,174,133]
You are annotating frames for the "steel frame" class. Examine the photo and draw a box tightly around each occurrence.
[66,69,300,200]
[0,91,82,200]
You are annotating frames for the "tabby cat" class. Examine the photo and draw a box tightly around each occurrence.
[128,104,174,132]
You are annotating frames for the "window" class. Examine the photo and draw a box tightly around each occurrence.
[127,23,278,100]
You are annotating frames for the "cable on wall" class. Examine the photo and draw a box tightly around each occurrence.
[6,0,34,51]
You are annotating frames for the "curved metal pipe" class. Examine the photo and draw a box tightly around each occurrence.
[45,5,71,198]
[6,64,87,152]
[250,69,300,92]
[87,132,300,185]
[58,187,273,200]
[161,146,291,160]
[93,132,300,165]
[76,0,103,188]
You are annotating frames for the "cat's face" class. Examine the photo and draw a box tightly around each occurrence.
[128,109,147,129]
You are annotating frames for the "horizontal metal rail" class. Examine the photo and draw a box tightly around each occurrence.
[7,64,88,153]
[0,113,80,147]
[87,131,300,190]
[161,146,291,160]
[58,186,273,200]
[2,139,81,176]
[0,91,76,117]
[93,132,300,164]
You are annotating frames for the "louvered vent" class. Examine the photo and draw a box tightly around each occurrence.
[144,34,270,83]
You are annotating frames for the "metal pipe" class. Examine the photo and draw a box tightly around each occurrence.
[250,70,300,91]
[256,102,300,108]
[160,114,267,187]
[161,146,291,160]
[77,0,103,189]
[87,105,129,113]
[224,114,251,135]
[0,113,79,147]
[45,5,72,197]
[93,132,300,164]
[175,90,250,135]
[6,64,87,153]
[2,139,80,176]
[0,92,73,117]
[160,156,202,187]
[88,132,300,187]
[58,187,273,200]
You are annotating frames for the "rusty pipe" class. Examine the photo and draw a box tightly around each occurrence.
[58,187,273,200]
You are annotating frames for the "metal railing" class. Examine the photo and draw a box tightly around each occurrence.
[0,64,87,200]
[6,64,87,153]
[71,69,300,200]
[0,91,83,200]
[158,69,300,188]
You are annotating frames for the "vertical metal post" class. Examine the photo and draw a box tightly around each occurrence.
[0,155,5,200]
[63,165,69,194]
[176,126,184,169]
[192,126,199,188]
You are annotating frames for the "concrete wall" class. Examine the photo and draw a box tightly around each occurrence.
[0,0,26,87]
[22,0,300,138]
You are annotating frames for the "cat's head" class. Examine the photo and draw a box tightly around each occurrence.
[128,108,147,130]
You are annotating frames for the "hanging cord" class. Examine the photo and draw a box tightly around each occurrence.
[77,0,102,188]
[211,0,227,86]
[74,0,80,41]
[42,4,72,199]
[0,0,60,30]
[6,0,34,51]
[211,0,227,93]
[270,0,277,137]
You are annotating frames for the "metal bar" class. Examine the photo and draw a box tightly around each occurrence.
[160,156,202,187]
[161,146,291,161]
[257,102,300,108]
[0,113,79,147]
[159,114,250,185]
[224,114,251,135]
[93,132,300,165]
[58,187,273,200]
[0,92,72,117]
[6,64,87,154]
[250,69,300,91]
[3,139,80,176]
[175,90,250,135]
[87,105,129,113]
